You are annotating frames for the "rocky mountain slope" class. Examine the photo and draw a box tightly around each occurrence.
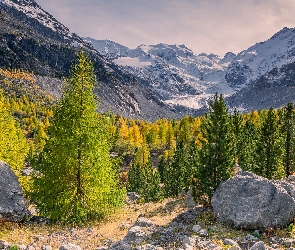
[0,0,180,121]
[84,38,236,110]
[86,27,295,113]
[1,0,295,118]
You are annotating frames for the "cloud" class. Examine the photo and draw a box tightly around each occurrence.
[35,0,295,56]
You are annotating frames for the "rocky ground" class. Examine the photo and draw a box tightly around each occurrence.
[2,195,295,250]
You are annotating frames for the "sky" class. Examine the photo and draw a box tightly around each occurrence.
[34,0,295,56]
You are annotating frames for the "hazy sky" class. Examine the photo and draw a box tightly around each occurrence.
[34,0,295,56]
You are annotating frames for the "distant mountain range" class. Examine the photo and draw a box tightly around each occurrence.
[1,0,295,120]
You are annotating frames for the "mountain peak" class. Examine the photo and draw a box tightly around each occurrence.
[270,27,292,40]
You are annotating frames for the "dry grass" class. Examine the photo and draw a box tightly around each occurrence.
[0,198,188,249]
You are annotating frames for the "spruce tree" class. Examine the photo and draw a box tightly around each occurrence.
[194,93,235,204]
[254,107,285,179]
[163,140,195,197]
[128,144,163,202]
[282,103,295,176]
[31,52,124,222]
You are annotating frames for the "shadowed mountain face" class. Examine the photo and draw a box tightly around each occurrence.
[0,0,180,121]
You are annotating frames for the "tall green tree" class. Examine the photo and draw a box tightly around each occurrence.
[194,93,235,204]
[31,52,124,222]
[163,140,195,197]
[282,103,295,176]
[128,144,163,202]
[254,107,285,179]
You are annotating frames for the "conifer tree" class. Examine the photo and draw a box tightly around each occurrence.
[31,52,124,222]
[194,93,235,204]
[128,144,163,202]
[163,140,195,197]
[254,107,285,179]
[282,103,295,176]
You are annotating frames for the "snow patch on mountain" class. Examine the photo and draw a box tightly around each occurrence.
[85,38,237,109]
[1,0,70,35]
[226,27,295,87]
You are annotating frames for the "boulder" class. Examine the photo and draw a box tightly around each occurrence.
[211,171,295,229]
[0,160,27,222]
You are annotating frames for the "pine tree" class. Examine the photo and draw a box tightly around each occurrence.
[194,93,235,204]
[254,107,285,179]
[282,103,295,176]
[31,52,124,222]
[128,144,163,202]
[163,140,195,197]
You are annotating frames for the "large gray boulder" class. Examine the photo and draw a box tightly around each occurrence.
[0,160,27,222]
[211,171,295,229]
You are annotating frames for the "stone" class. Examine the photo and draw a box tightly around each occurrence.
[212,171,295,229]
[223,239,239,246]
[185,188,196,208]
[183,236,196,250]
[249,241,265,250]
[41,245,52,250]
[198,229,208,237]
[196,240,221,250]
[108,241,132,250]
[18,244,27,250]
[229,246,242,250]
[288,175,295,181]
[283,238,295,247]
[0,160,28,222]
[0,240,10,249]
[134,244,163,250]
[192,224,202,233]
[246,234,259,241]
[59,244,81,250]
[124,226,146,244]
[96,247,108,250]
[135,217,154,227]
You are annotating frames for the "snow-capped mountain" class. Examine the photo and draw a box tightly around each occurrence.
[225,27,295,88]
[85,27,295,112]
[0,0,180,121]
[84,38,236,109]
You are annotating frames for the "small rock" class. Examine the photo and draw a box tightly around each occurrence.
[135,217,154,227]
[124,226,146,244]
[59,244,81,250]
[96,247,108,250]
[246,234,259,241]
[283,238,295,247]
[223,239,238,246]
[197,240,221,249]
[0,240,11,249]
[192,225,202,233]
[134,244,162,250]
[183,236,196,250]
[18,244,27,250]
[41,245,52,250]
[86,227,93,234]
[288,175,295,181]
[198,229,208,237]
[109,241,132,250]
[249,241,265,250]
[229,246,242,250]
[185,188,196,208]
